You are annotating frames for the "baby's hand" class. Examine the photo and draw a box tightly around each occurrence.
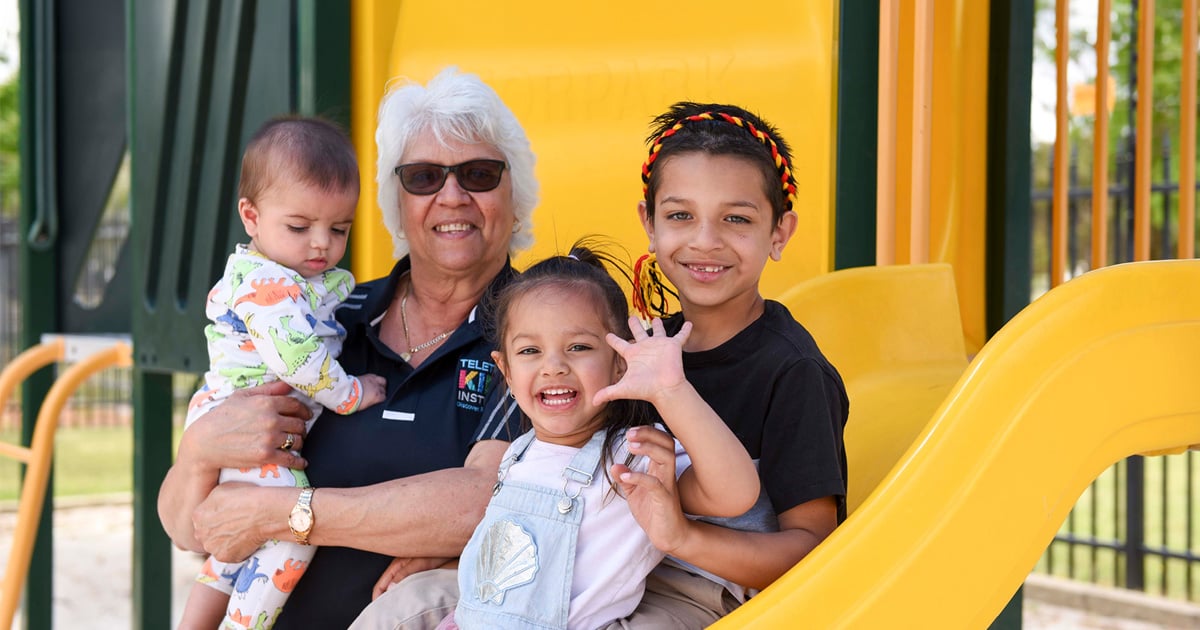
[593,317,691,407]
[358,374,387,409]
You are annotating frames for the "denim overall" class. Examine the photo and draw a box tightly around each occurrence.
[454,430,605,630]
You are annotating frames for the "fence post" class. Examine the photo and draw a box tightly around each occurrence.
[1161,135,1173,257]
[18,0,60,624]
[1121,133,1137,262]
[1068,145,1079,275]
[1125,455,1145,591]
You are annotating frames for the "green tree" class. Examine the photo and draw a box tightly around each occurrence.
[1033,0,1199,261]
[0,71,16,218]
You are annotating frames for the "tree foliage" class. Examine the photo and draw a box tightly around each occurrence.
[1035,0,1198,175]
[0,71,16,218]
[1031,0,1198,263]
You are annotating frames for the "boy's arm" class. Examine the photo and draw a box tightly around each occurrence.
[666,497,838,591]
[652,378,758,517]
[615,429,837,590]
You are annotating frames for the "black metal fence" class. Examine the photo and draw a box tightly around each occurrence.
[1029,138,1200,603]
[0,214,194,432]
[1031,135,1200,285]
[1,216,24,429]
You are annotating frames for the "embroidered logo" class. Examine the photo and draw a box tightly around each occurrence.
[476,520,538,604]
[456,358,495,412]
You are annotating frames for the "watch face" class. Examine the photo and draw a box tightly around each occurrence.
[289,510,313,532]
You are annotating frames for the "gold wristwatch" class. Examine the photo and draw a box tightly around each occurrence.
[288,487,315,545]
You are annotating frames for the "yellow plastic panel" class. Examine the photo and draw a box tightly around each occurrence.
[350,0,838,293]
[778,263,969,514]
[717,259,1200,628]
[348,0,403,279]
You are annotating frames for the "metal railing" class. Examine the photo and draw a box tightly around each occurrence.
[1031,0,1199,601]
[1037,453,1200,602]
[0,216,165,431]
[1029,112,1200,609]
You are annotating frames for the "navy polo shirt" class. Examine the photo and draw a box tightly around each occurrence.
[275,258,523,629]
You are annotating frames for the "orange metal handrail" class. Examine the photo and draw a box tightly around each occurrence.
[909,0,934,265]
[0,341,134,629]
[876,0,900,265]
[1052,0,1069,287]
[0,340,64,462]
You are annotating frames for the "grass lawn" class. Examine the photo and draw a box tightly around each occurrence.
[1036,452,1200,603]
[0,425,179,502]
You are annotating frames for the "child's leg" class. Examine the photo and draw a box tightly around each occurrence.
[179,556,237,630]
[348,568,461,630]
[179,580,231,630]
[205,465,310,629]
[221,539,315,630]
[600,564,730,629]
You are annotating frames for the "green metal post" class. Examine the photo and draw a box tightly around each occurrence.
[296,0,351,126]
[297,0,353,268]
[18,0,58,626]
[126,2,352,626]
[126,2,173,625]
[834,0,880,270]
[131,370,174,630]
[985,0,1035,337]
[986,1,1036,627]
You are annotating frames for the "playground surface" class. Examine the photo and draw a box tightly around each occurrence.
[0,498,1179,629]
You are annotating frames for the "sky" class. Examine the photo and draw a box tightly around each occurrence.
[1031,1,1103,144]
[1,0,17,83]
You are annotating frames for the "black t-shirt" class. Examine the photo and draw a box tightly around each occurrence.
[274,258,522,629]
[663,300,849,521]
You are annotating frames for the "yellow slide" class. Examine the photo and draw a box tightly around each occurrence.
[716,260,1200,628]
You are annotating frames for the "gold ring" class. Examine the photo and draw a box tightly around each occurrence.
[280,433,296,451]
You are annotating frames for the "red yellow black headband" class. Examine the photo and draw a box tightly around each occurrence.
[640,111,798,212]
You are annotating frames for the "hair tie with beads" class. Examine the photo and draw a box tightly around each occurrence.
[631,253,679,320]
[640,112,798,212]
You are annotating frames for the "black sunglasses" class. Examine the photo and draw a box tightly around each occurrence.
[394,159,508,195]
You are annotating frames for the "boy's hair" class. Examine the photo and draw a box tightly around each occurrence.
[641,102,797,224]
[489,238,654,479]
[239,116,359,203]
[376,66,539,260]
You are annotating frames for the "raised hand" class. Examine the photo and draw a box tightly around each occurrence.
[593,317,693,407]
[611,425,693,554]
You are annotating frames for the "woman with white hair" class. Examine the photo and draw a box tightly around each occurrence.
[159,67,539,629]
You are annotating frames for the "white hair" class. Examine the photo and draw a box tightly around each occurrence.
[375,67,538,260]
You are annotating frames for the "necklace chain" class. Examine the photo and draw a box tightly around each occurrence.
[400,290,450,361]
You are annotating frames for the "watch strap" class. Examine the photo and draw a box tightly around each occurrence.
[290,486,315,545]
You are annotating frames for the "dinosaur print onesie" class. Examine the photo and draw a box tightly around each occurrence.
[185,244,364,629]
